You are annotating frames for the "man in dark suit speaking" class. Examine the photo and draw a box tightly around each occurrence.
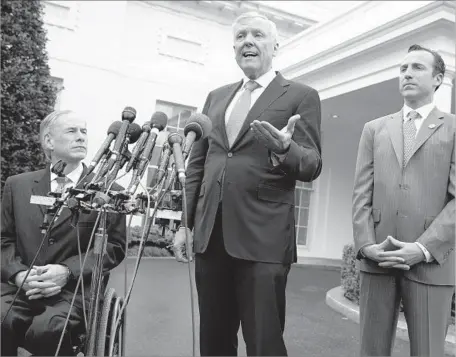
[173,11,322,356]
[1,110,126,356]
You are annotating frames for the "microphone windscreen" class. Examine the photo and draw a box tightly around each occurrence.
[108,121,123,136]
[127,123,142,143]
[168,132,183,145]
[184,113,212,140]
[142,121,152,132]
[150,111,168,131]
[51,160,67,176]
[122,106,136,122]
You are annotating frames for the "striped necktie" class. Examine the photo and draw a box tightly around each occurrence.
[403,110,421,166]
[226,80,260,147]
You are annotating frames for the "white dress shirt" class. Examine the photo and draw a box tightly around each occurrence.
[403,102,436,263]
[402,102,435,137]
[225,68,287,165]
[50,163,83,193]
[225,68,277,125]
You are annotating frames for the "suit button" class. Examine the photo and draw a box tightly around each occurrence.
[227,152,233,158]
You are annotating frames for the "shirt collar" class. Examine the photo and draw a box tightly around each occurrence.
[403,102,435,122]
[242,68,277,90]
[50,162,83,184]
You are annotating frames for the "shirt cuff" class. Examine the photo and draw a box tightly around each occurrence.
[415,242,433,262]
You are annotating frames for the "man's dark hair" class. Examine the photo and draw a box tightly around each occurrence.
[408,44,445,91]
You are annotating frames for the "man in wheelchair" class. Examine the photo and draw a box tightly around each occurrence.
[1,110,126,356]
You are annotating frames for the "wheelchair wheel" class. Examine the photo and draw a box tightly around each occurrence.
[95,288,116,356]
[107,296,125,356]
[95,288,126,356]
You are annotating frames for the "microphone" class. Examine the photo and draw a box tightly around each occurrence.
[51,160,67,177]
[155,142,172,184]
[182,113,212,159]
[105,123,142,186]
[104,106,136,171]
[136,111,168,178]
[168,132,186,185]
[41,160,67,234]
[125,121,151,173]
[87,121,122,175]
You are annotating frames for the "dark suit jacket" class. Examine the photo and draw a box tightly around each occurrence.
[1,164,126,295]
[185,72,322,264]
[353,108,455,285]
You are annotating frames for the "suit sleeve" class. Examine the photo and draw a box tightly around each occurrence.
[182,93,211,230]
[1,178,29,283]
[277,87,322,182]
[60,205,127,279]
[416,128,455,265]
[352,123,377,259]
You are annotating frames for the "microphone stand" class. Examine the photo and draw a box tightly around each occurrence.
[84,210,108,356]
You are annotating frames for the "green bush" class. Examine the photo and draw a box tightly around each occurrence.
[127,225,174,257]
[1,0,57,190]
[341,243,455,323]
[341,244,360,304]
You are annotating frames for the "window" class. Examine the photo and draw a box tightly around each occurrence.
[51,77,64,110]
[295,181,313,246]
[42,1,77,30]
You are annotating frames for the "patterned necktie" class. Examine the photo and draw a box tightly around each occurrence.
[403,110,421,166]
[226,80,260,147]
[54,176,71,197]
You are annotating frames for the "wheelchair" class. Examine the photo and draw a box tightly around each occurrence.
[17,285,126,357]
[72,286,127,356]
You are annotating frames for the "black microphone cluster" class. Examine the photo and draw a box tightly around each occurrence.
[43,107,213,219]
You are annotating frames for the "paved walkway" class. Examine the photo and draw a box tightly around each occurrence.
[108,258,416,357]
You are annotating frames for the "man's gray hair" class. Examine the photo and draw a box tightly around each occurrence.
[40,110,73,161]
[232,11,278,44]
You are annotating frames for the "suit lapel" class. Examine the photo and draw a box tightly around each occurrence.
[31,166,51,216]
[386,111,403,166]
[408,107,444,162]
[231,72,289,148]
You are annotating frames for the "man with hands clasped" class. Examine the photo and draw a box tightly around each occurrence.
[1,110,126,356]
[352,45,455,356]
[174,11,321,356]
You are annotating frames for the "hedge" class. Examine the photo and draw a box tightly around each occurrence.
[341,243,455,323]
[127,225,174,257]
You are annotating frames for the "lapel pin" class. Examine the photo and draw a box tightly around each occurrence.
[428,124,436,129]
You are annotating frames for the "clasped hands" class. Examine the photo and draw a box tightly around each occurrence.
[363,236,426,270]
[14,264,70,300]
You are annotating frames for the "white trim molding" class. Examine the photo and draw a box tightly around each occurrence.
[277,1,455,100]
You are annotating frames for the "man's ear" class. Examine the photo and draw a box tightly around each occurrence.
[44,133,54,151]
[434,72,444,90]
[273,42,279,57]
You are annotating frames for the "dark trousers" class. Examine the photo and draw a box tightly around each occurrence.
[195,207,291,356]
[359,271,454,356]
[1,282,85,356]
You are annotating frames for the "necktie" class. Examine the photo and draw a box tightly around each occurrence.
[403,110,421,166]
[54,176,71,197]
[226,80,260,147]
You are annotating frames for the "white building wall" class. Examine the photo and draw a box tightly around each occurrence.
[43,0,247,175]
